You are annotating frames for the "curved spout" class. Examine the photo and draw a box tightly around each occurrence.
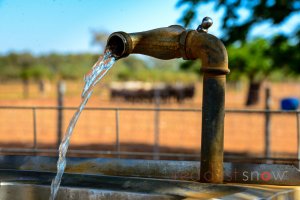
[106,26,229,74]
[106,23,229,184]
[183,31,229,74]
[106,25,186,60]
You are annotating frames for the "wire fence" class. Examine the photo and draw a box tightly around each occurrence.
[0,106,299,164]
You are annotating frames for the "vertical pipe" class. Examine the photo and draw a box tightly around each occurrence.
[32,107,37,150]
[200,75,225,183]
[115,109,120,158]
[265,87,271,159]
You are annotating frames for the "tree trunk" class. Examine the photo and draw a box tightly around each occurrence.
[38,79,45,96]
[246,81,261,106]
[23,79,29,99]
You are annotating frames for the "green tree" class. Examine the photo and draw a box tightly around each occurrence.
[227,38,273,105]
[269,32,300,76]
[0,53,21,80]
[177,0,299,44]
[177,0,300,105]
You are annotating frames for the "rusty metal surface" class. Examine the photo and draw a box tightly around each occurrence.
[107,25,185,60]
[106,18,229,184]
[0,183,171,200]
[0,168,299,199]
[1,155,300,186]
[184,29,229,184]
[200,76,225,183]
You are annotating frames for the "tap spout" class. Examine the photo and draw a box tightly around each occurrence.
[106,25,186,60]
[106,21,229,184]
[106,25,228,73]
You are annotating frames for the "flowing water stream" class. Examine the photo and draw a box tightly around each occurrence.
[49,49,116,200]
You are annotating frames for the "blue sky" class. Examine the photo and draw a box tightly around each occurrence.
[0,0,299,55]
[0,0,224,54]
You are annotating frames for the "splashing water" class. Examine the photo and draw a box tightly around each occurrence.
[49,49,116,200]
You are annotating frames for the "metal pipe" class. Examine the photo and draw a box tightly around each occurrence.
[183,26,229,183]
[106,17,229,183]
[1,155,300,186]
[32,108,37,150]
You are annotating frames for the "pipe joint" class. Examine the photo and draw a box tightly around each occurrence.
[183,31,229,76]
[107,32,132,59]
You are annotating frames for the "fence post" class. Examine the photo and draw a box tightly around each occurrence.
[32,107,37,150]
[57,81,65,149]
[297,112,300,169]
[115,109,120,158]
[153,89,160,160]
[264,87,271,159]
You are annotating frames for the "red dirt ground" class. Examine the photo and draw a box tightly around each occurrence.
[0,81,299,159]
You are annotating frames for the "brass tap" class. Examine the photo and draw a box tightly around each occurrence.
[106,17,229,184]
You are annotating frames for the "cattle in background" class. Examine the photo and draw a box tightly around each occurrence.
[109,82,195,103]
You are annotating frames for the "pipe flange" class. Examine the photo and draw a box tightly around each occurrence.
[201,67,230,75]
[179,30,193,60]
[107,32,132,59]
